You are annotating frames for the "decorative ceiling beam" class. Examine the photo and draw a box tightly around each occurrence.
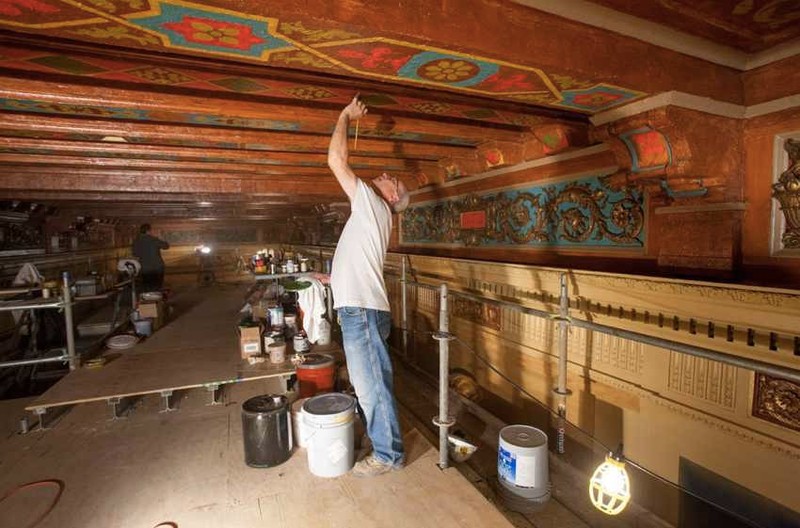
[0,113,478,159]
[0,136,452,163]
[0,75,526,146]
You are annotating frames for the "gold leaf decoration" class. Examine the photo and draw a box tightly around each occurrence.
[279,21,360,43]
[271,51,336,69]
[70,26,160,46]
[83,0,116,12]
[551,74,594,90]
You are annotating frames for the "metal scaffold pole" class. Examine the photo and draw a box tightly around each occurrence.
[432,283,455,469]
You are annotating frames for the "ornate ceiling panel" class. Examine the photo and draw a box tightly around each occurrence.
[586,0,800,52]
[0,0,644,113]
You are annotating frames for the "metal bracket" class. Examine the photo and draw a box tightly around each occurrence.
[107,397,126,420]
[205,384,222,406]
[432,331,455,342]
[159,390,177,413]
[33,407,48,431]
[553,387,573,396]
[432,415,456,428]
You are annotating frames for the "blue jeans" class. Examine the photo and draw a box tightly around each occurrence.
[338,307,404,466]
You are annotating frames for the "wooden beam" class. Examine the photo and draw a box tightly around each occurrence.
[0,114,476,159]
[0,75,525,145]
[0,152,440,176]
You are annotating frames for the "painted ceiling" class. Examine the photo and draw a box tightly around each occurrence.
[0,0,643,114]
[585,0,800,52]
[0,0,790,224]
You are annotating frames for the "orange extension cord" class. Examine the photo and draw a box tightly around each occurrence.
[0,479,64,528]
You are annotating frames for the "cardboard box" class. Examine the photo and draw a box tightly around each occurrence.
[239,325,262,359]
[138,300,164,330]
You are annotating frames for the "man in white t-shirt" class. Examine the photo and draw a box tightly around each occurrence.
[328,95,409,477]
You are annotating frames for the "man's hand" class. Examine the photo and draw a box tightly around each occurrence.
[329,94,366,200]
[342,95,368,121]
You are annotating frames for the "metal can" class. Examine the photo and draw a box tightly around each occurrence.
[293,332,310,352]
[268,341,286,364]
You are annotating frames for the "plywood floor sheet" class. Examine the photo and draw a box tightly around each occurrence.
[27,285,298,411]
[0,383,513,528]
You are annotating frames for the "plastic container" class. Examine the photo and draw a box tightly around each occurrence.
[291,397,310,448]
[303,393,355,477]
[241,394,292,468]
[497,425,550,511]
[296,353,336,398]
[268,306,284,327]
[316,319,331,346]
[133,318,153,337]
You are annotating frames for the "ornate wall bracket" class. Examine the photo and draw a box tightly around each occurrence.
[753,373,800,433]
[772,138,800,249]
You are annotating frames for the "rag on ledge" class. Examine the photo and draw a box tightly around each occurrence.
[295,277,328,344]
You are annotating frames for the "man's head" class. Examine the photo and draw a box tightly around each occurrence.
[372,173,409,213]
[140,223,151,235]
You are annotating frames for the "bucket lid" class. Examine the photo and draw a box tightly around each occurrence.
[500,425,547,449]
[296,353,334,370]
[303,393,354,416]
[242,394,287,414]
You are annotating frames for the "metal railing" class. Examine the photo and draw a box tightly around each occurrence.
[0,272,77,371]
[392,255,800,469]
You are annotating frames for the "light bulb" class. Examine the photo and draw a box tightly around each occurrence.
[589,454,631,515]
[200,246,212,254]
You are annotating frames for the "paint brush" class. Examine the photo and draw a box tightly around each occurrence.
[354,119,360,151]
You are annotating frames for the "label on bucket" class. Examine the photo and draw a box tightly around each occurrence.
[498,446,537,487]
[328,440,347,464]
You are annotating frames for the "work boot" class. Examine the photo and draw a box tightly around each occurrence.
[356,433,372,461]
[351,454,402,477]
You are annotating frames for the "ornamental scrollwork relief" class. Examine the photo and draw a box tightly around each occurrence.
[400,175,644,247]
[753,374,800,433]
[772,138,800,249]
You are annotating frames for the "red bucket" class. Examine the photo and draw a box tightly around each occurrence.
[296,353,335,398]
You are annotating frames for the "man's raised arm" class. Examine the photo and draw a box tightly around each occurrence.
[328,95,367,201]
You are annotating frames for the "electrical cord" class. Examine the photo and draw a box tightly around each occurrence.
[0,479,64,528]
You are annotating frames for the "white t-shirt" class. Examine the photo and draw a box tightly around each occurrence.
[330,178,391,312]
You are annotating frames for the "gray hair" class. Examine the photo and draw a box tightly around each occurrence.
[392,187,410,213]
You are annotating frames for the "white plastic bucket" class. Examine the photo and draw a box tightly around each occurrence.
[291,397,310,448]
[302,393,355,478]
[133,318,153,337]
[316,319,331,345]
[497,425,550,501]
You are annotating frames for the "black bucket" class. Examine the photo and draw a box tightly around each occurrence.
[241,394,291,468]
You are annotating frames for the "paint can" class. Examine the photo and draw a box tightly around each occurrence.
[302,393,355,478]
[268,306,284,327]
[241,394,292,468]
[268,341,286,364]
[263,330,283,351]
[293,332,310,353]
[300,258,308,272]
[497,425,550,512]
